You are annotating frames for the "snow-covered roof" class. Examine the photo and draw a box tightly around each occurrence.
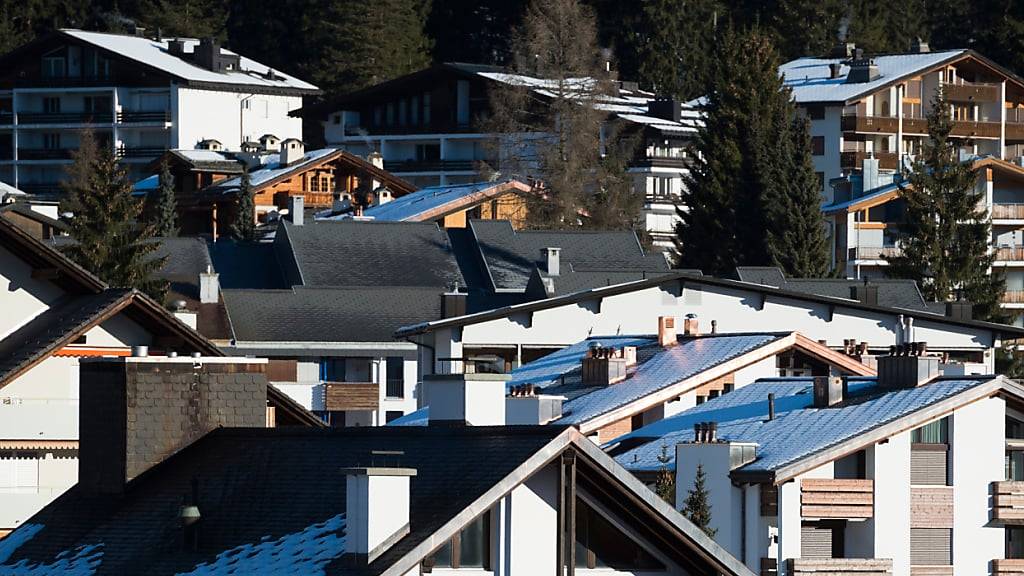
[208,148,340,193]
[0,180,25,201]
[60,29,319,94]
[780,50,968,104]
[340,180,526,222]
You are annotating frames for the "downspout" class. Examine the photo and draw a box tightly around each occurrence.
[239,94,255,147]
[776,483,785,576]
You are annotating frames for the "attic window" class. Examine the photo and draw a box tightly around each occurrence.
[424,510,491,570]
[574,499,665,571]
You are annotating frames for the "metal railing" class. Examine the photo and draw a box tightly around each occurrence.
[383,159,480,172]
[16,112,113,124]
[116,146,165,159]
[117,110,171,123]
[17,148,74,160]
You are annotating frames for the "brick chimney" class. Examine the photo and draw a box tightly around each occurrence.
[78,356,268,495]
[341,453,416,563]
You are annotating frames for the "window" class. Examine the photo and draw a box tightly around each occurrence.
[1009,451,1024,481]
[911,418,950,485]
[415,143,440,162]
[807,105,825,120]
[373,106,383,126]
[43,97,60,114]
[386,103,395,126]
[696,395,706,405]
[574,499,665,570]
[425,511,491,569]
[910,528,952,566]
[332,114,341,125]
[43,133,61,150]
[1009,527,1024,559]
[385,410,404,424]
[423,93,432,125]
[411,96,420,125]
[801,521,844,559]
[310,176,320,192]
[385,357,404,398]
[399,99,408,126]
[912,419,948,443]
[811,136,825,156]
[320,358,346,382]
[1008,416,1024,440]
[41,55,66,79]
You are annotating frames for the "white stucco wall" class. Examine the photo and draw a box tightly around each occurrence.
[0,246,66,340]
[504,463,558,575]
[172,87,303,151]
[951,396,1005,573]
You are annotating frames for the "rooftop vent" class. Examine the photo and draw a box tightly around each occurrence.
[683,314,700,336]
[545,247,561,277]
[846,50,881,84]
[197,139,223,151]
[259,134,281,152]
[581,342,633,386]
[877,342,940,389]
[424,372,509,426]
[288,195,304,226]
[442,286,467,319]
[194,37,241,73]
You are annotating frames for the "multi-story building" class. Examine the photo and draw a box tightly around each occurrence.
[0,29,318,198]
[300,63,699,248]
[613,354,1024,576]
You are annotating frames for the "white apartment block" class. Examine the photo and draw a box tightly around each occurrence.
[0,29,317,198]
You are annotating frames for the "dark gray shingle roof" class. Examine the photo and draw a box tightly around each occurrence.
[733,266,932,312]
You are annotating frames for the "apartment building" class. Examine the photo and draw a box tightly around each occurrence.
[0,29,318,198]
[824,156,1024,324]
[612,352,1024,576]
[299,63,699,248]
[782,45,1024,206]
[0,355,753,576]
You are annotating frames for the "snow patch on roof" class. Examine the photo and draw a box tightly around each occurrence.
[0,524,104,575]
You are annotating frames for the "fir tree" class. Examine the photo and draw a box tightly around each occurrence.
[885,89,1007,322]
[654,444,676,506]
[231,167,257,242]
[769,0,846,60]
[845,0,928,53]
[675,28,828,276]
[152,158,179,237]
[681,463,716,538]
[60,131,167,300]
[632,0,722,100]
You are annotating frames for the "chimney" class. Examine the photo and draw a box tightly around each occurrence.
[288,195,304,226]
[683,314,700,336]
[829,62,843,79]
[425,372,509,426]
[506,385,565,425]
[259,134,280,152]
[945,300,973,320]
[846,52,881,84]
[647,97,682,123]
[581,342,629,386]
[675,438,756,539]
[280,138,304,166]
[850,279,878,306]
[341,454,415,563]
[167,39,186,57]
[767,393,775,421]
[372,187,393,206]
[862,156,880,192]
[442,288,467,319]
[911,37,930,53]
[812,376,845,408]
[830,42,856,58]
[195,37,220,71]
[658,316,677,347]
[367,151,384,170]
[78,356,268,495]
[877,342,940,389]
[545,247,561,277]
[171,300,197,329]
[199,265,219,304]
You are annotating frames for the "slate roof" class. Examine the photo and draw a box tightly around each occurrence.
[780,50,968,104]
[223,286,444,343]
[0,426,567,575]
[60,29,319,94]
[469,219,668,291]
[277,220,465,289]
[511,334,786,426]
[152,237,213,299]
[611,375,1000,477]
[0,203,66,232]
[350,180,529,222]
[732,266,932,312]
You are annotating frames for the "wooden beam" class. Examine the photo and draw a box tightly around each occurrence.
[30,267,60,280]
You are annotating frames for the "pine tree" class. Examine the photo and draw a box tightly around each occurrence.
[152,158,179,237]
[681,463,716,538]
[231,167,257,242]
[769,0,846,60]
[675,28,828,276]
[845,0,928,53]
[631,0,722,100]
[654,444,676,506]
[60,131,167,300]
[427,0,525,65]
[885,89,1007,322]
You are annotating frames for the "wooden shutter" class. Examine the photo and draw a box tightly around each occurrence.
[911,448,948,485]
[800,524,833,559]
[266,359,298,382]
[910,528,952,565]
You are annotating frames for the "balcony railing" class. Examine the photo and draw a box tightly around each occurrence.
[840,151,899,171]
[786,558,893,575]
[992,481,1024,524]
[1004,291,1024,304]
[635,156,690,169]
[17,148,74,160]
[800,478,874,519]
[322,381,379,411]
[116,146,165,159]
[943,81,1001,102]
[902,117,929,134]
[383,159,480,172]
[0,112,11,125]
[841,114,899,133]
[950,120,1001,138]
[117,110,171,123]
[996,247,1024,262]
[849,246,901,260]
[16,112,113,125]
[1008,122,1024,141]
[994,559,1024,574]
[17,183,63,196]
[993,204,1024,220]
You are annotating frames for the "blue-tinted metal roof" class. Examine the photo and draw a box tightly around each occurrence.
[612,376,994,474]
[510,333,785,426]
[355,181,506,222]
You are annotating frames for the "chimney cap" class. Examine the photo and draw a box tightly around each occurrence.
[340,467,418,477]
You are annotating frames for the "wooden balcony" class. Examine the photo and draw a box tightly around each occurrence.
[323,382,379,411]
[950,120,1001,139]
[787,558,893,575]
[841,114,898,134]
[993,558,1024,575]
[800,478,873,519]
[909,567,952,576]
[993,204,1024,220]
[903,117,929,134]
[1003,291,1024,304]
[992,481,1024,524]
[849,246,901,261]
[996,247,1024,262]
[840,151,898,171]
[944,81,1000,102]
[1007,122,1024,141]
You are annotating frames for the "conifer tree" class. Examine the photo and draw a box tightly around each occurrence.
[633,0,722,100]
[654,444,676,506]
[681,463,716,538]
[845,0,928,53]
[231,167,257,242]
[153,158,179,237]
[885,89,1007,322]
[769,0,845,60]
[60,131,167,300]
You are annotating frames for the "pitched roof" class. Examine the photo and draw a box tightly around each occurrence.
[611,374,1011,483]
[468,219,667,291]
[0,203,66,232]
[277,220,465,289]
[59,29,319,94]
[733,266,932,312]
[350,180,532,222]
[223,286,444,344]
[0,216,105,294]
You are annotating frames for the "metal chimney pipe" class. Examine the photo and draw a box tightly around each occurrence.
[767,393,775,421]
